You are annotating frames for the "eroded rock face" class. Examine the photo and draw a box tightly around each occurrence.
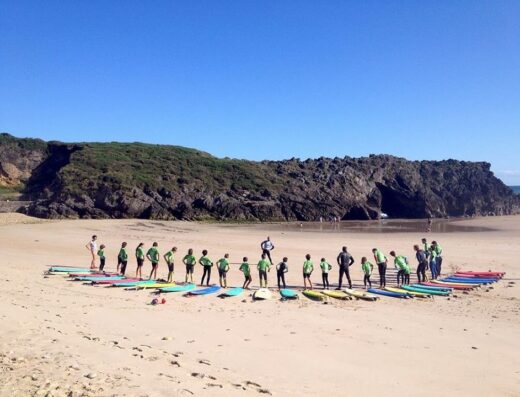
[1,133,518,220]
[0,134,47,187]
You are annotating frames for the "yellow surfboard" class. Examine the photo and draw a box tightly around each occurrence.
[322,290,352,300]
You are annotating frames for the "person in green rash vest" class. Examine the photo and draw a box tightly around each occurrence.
[432,240,443,276]
[257,253,270,288]
[199,250,213,286]
[146,242,160,280]
[217,253,230,288]
[421,238,431,259]
[361,256,374,290]
[97,244,106,272]
[429,245,439,280]
[303,254,314,290]
[372,248,388,288]
[118,242,128,276]
[164,246,178,283]
[240,257,252,289]
[390,251,409,286]
[183,248,196,283]
[135,242,145,279]
[320,257,332,289]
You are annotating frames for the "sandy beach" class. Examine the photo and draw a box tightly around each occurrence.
[0,214,519,397]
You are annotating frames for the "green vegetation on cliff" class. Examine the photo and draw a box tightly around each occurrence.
[59,142,284,195]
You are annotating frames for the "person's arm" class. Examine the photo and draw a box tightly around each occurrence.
[146,251,152,262]
[86,242,91,251]
[163,253,169,263]
[337,254,341,266]
[349,256,355,267]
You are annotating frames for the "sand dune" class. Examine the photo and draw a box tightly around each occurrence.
[0,214,519,396]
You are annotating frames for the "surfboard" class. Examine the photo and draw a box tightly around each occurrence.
[302,290,327,301]
[444,277,496,284]
[69,272,117,278]
[159,283,196,293]
[429,280,478,289]
[367,288,410,298]
[187,285,221,296]
[384,287,430,298]
[136,283,177,289]
[253,288,272,300]
[221,287,244,297]
[343,288,379,301]
[112,280,157,288]
[50,267,92,273]
[400,285,450,296]
[74,276,124,282]
[410,284,452,292]
[456,271,505,278]
[280,289,298,299]
[322,290,351,300]
[92,278,140,285]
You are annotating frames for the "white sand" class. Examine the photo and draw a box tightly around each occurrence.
[0,214,519,396]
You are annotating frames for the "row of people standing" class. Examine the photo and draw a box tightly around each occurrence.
[86,235,443,290]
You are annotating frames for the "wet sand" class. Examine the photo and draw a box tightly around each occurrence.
[0,214,519,396]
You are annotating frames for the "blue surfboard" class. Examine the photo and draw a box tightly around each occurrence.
[187,285,221,295]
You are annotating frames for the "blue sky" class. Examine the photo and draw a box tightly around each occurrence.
[1,1,519,184]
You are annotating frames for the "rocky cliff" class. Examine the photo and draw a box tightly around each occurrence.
[1,133,518,220]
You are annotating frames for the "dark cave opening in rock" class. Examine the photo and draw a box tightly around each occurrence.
[376,183,428,218]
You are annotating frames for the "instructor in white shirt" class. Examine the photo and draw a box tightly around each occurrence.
[86,235,97,269]
[260,236,275,265]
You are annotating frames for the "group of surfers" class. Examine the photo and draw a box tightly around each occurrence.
[86,236,444,290]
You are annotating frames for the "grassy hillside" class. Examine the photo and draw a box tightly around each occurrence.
[58,142,285,195]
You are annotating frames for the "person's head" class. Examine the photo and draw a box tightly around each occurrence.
[138,242,144,248]
[224,253,229,258]
[305,254,311,260]
[389,250,396,257]
[100,244,105,249]
[172,246,178,252]
[153,242,158,247]
[432,240,437,245]
[421,238,427,243]
[361,256,367,263]
[122,242,127,247]
[321,257,326,262]
[342,246,347,252]
[243,256,248,262]
[202,249,208,256]
[92,235,97,241]
[261,253,266,259]
[413,244,420,251]
[283,257,288,262]
[372,248,377,253]
[188,248,193,255]
[267,236,270,241]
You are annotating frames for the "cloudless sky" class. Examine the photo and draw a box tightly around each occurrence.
[1,1,519,184]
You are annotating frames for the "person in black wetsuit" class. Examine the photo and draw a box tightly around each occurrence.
[414,244,428,283]
[336,246,355,289]
[276,257,288,289]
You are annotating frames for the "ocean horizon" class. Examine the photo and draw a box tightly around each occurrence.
[510,186,520,194]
